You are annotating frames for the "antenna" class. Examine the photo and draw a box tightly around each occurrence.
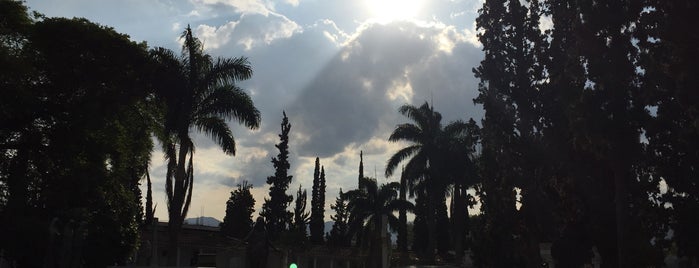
[374,165,378,180]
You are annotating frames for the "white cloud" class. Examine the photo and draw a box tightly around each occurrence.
[27,0,487,221]
[195,12,300,51]
[172,22,182,31]
[284,0,299,7]
[195,22,237,49]
[190,0,272,16]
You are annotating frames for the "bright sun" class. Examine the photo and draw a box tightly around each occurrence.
[365,0,425,22]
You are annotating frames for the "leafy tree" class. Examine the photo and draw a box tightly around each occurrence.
[327,189,350,247]
[0,10,158,267]
[221,181,255,239]
[149,26,260,265]
[310,158,326,244]
[260,112,294,239]
[345,177,414,268]
[636,0,699,264]
[472,0,550,265]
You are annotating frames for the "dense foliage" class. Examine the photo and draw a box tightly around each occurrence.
[466,0,699,266]
[0,4,155,266]
[221,181,255,239]
[327,189,350,247]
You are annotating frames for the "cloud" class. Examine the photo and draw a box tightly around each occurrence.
[194,12,300,50]
[287,21,482,158]
[283,0,299,7]
[27,0,487,221]
[190,0,272,16]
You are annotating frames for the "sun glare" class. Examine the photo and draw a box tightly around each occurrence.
[365,0,425,23]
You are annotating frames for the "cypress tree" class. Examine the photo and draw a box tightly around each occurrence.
[260,112,294,239]
[292,184,310,245]
[358,151,364,188]
[310,158,326,244]
[145,169,155,225]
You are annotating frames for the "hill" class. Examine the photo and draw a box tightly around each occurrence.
[184,216,222,227]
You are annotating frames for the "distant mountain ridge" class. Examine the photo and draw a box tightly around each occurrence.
[184,216,222,227]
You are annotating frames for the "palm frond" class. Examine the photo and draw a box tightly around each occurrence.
[398,103,428,127]
[388,198,415,212]
[377,182,400,203]
[194,84,261,130]
[205,57,253,87]
[385,145,421,177]
[443,120,469,137]
[193,116,236,155]
[388,123,423,143]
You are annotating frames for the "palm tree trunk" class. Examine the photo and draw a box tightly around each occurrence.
[398,174,408,253]
[167,140,190,266]
[425,186,438,263]
[452,184,466,265]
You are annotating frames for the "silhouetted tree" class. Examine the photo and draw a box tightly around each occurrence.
[385,102,472,261]
[292,184,310,240]
[327,189,350,247]
[144,169,156,225]
[260,112,294,239]
[636,0,699,264]
[150,26,260,265]
[310,158,326,244]
[221,181,255,239]
[397,171,408,253]
[345,177,414,268]
[0,10,157,266]
[358,151,364,188]
[473,0,550,265]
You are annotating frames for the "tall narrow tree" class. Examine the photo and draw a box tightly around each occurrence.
[310,158,326,244]
[292,185,310,238]
[358,151,364,188]
[150,26,260,265]
[638,0,699,263]
[260,112,294,239]
[144,169,155,225]
[472,0,549,265]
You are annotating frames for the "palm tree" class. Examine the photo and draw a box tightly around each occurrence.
[345,177,413,268]
[385,102,442,261]
[442,119,480,263]
[150,26,261,265]
[385,102,475,262]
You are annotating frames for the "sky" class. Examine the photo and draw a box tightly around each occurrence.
[25,0,486,222]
